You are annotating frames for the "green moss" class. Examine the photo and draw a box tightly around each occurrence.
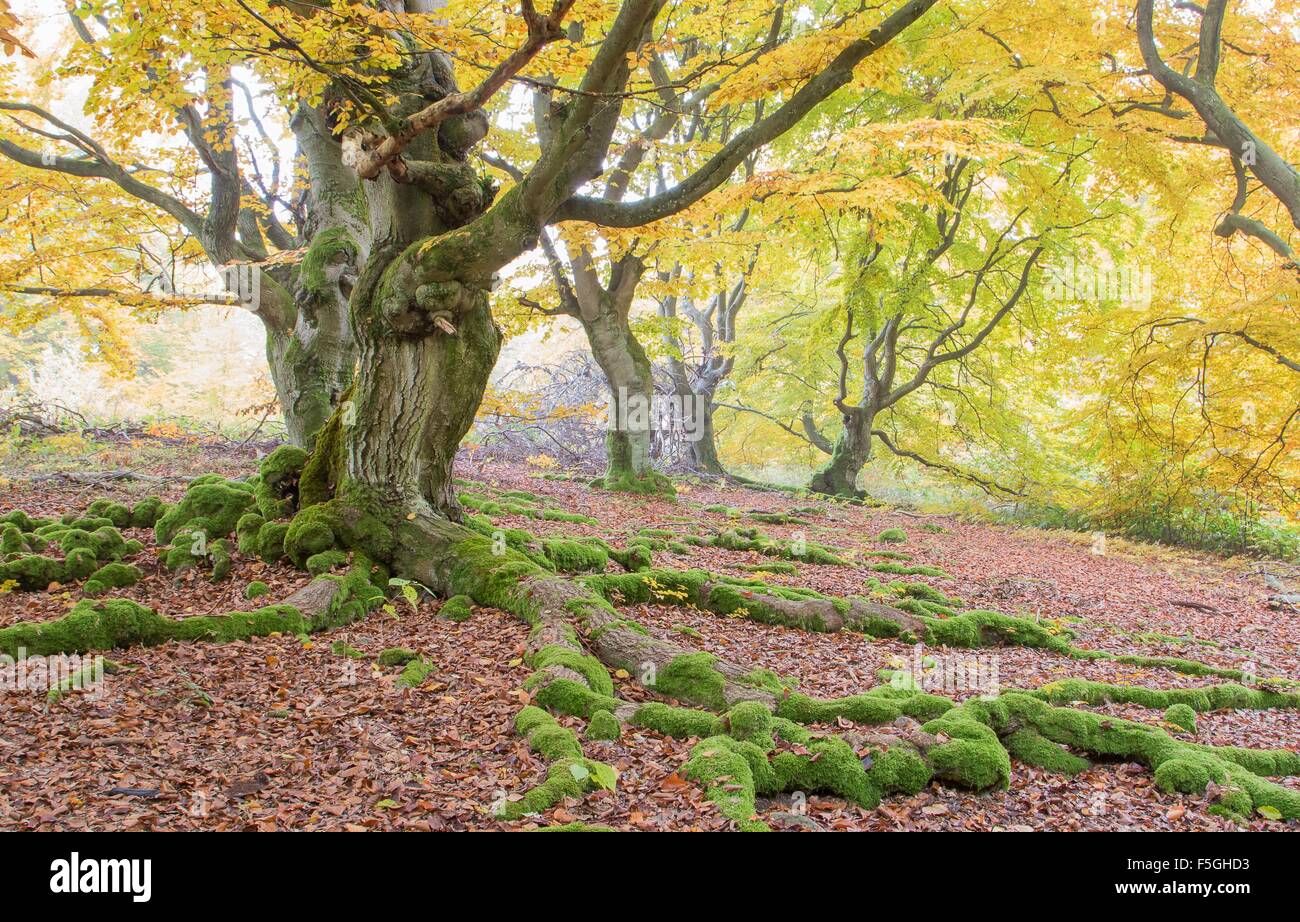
[984,693,1300,819]
[255,445,309,520]
[397,657,435,688]
[283,508,339,566]
[129,496,166,529]
[609,542,653,572]
[155,481,256,545]
[299,396,346,508]
[772,736,881,809]
[0,579,377,658]
[869,550,912,561]
[1032,678,1298,713]
[85,562,141,591]
[777,688,952,726]
[896,582,961,605]
[1163,703,1198,733]
[723,701,774,747]
[0,599,172,657]
[52,528,95,556]
[742,560,798,575]
[496,758,599,820]
[533,679,620,718]
[1,523,27,556]
[541,538,608,573]
[0,554,64,590]
[878,528,908,543]
[162,531,205,572]
[681,736,766,831]
[245,580,271,600]
[0,510,44,531]
[867,744,933,794]
[64,547,99,580]
[539,509,600,525]
[377,647,419,667]
[529,723,583,760]
[1004,727,1090,774]
[299,227,357,296]
[595,469,677,497]
[527,645,614,697]
[256,521,290,563]
[921,711,1012,790]
[169,604,309,643]
[1153,758,1212,794]
[651,652,728,710]
[235,513,265,556]
[631,702,723,739]
[209,539,232,581]
[741,667,796,695]
[527,822,614,832]
[923,609,1071,651]
[871,562,948,577]
[87,500,132,529]
[515,705,554,735]
[440,594,474,621]
[283,497,394,568]
[585,709,621,741]
[306,549,348,576]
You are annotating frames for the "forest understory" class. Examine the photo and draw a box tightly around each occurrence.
[1,435,1296,833]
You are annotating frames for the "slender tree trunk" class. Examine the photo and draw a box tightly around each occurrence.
[809,409,873,497]
[582,308,657,486]
[685,395,724,475]
[669,373,724,476]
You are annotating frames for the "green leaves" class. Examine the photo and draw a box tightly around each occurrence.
[568,760,619,791]
[388,577,425,612]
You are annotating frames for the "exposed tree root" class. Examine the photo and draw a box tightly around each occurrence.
[677,528,850,565]
[380,520,1300,827]
[0,572,381,660]
[9,468,1296,828]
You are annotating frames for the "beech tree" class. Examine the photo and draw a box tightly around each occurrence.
[0,6,360,446]
[513,6,778,489]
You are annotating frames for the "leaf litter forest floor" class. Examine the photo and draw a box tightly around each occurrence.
[1,436,1297,832]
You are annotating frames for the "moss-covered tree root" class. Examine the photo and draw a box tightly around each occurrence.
[0,570,382,659]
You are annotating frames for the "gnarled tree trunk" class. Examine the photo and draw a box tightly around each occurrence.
[809,408,873,497]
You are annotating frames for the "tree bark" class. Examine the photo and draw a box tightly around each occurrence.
[582,307,656,483]
[809,408,873,497]
[668,372,725,476]
[685,394,725,476]
[265,293,355,449]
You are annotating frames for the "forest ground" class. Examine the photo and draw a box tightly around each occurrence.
[1,431,1296,832]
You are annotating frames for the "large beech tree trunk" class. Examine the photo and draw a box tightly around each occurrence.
[809,408,873,497]
[325,0,643,516]
[346,256,501,517]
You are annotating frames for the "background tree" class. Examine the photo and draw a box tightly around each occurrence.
[0,2,359,447]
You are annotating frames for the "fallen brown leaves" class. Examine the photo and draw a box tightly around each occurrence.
[1,454,1296,831]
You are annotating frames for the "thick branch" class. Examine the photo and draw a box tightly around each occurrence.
[552,0,937,227]
[349,0,576,180]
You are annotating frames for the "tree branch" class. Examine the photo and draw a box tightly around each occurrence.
[552,0,937,227]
